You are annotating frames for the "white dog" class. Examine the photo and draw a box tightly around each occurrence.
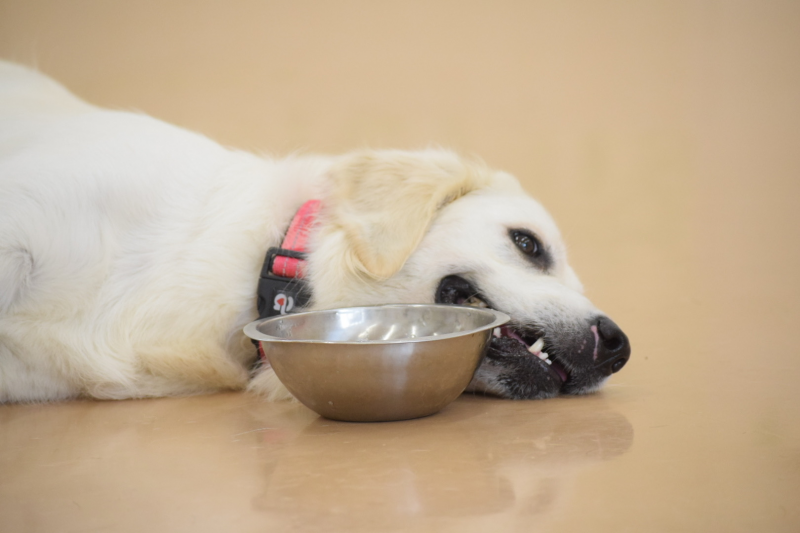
[0,62,630,403]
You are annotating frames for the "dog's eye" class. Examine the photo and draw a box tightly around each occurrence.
[512,230,540,256]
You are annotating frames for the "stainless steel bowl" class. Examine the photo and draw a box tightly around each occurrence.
[244,304,510,422]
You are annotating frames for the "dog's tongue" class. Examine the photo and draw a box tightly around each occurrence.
[551,361,569,383]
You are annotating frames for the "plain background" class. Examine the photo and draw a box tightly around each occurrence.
[1,1,799,531]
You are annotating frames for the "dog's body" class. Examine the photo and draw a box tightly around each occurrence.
[0,62,630,403]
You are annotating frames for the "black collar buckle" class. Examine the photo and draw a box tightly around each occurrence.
[256,247,312,320]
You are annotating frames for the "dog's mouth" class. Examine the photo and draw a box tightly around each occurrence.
[435,275,571,389]
[491,325,570,385]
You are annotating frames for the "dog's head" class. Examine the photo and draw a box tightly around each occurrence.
[307,149,630,399]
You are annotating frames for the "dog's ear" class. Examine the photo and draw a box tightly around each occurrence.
[326,150,490,279]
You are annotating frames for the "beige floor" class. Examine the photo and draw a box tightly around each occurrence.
[1,1,799,532]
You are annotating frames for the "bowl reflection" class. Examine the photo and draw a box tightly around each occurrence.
[249,395,634,530]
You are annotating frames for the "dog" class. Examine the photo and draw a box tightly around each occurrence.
[0,61,630,403]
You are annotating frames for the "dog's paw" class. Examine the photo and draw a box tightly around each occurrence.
[247,366,297,402]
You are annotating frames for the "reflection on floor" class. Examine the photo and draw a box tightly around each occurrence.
[2,393,637,532]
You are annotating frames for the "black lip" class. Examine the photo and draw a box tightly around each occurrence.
[488,332,569,390]
[436,275,574,393]
[435,275,490,306]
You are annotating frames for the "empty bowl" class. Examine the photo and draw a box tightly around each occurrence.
[243,304,510,422]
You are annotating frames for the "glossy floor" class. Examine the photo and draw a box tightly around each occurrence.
[1,1,799,532]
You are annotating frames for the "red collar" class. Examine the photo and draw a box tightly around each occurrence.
[270,199,321,279]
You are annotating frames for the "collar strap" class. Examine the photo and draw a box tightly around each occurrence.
[255,200,320,320]
[271,199,321,278]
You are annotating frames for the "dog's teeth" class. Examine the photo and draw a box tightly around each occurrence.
[493,328,501,338]
[536,351,548,361]
[530,338,545,354]
[545,359,552,365]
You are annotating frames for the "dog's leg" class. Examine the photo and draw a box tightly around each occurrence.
[0,343,77,402]
[0,247,33,312]
[0,245,81,402]
[247,366,295,401]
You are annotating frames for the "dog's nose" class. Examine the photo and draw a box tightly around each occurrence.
[594,316,631,374]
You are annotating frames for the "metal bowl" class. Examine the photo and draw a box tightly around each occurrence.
[244,304,510,422]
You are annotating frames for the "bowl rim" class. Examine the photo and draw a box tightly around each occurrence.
[243,304,510,345]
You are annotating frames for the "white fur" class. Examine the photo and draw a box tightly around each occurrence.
[0,62,603,403]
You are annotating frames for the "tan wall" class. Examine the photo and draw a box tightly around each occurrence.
[1,2,799,530]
